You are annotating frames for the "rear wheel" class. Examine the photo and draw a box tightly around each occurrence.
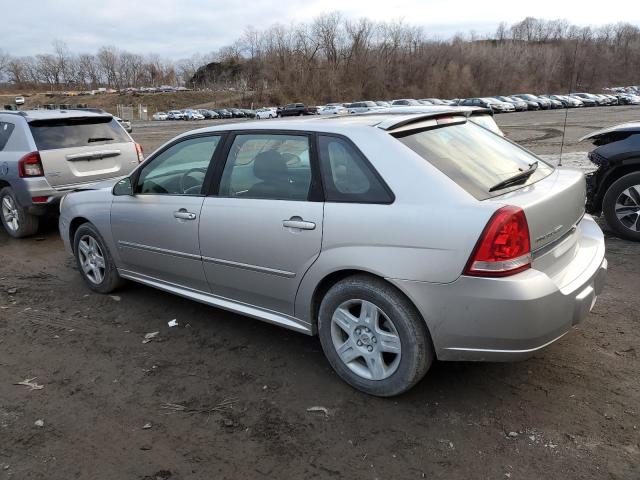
[603,171,640,242]
[318,275,433,396]
[0,187,39,238]
[73,223,124,293]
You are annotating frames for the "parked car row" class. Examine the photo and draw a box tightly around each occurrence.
[150,90,640,123]
[310,92,640,117]
[153,108,257,121]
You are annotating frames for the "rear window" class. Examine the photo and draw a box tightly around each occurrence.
[394,121,554,200]
[29,117,131,150]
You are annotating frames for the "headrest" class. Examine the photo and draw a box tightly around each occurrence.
[253,150,287,181]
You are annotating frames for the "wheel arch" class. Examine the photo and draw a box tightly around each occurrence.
[307,268,432,342]
[68,216,91,252]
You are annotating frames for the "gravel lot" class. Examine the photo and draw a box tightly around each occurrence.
[0,107,638,479]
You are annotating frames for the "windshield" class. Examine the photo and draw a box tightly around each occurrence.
[29,117,130,150]
[394,121,553,200]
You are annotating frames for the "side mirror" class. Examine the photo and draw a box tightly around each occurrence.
[113,177,133,196]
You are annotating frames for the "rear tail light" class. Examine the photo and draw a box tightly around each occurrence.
[31,196,49,203]
[464,206,531,277]
[18,152,44,177]
[135,143,144,163]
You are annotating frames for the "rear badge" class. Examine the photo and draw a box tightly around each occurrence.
[535,225,564,244]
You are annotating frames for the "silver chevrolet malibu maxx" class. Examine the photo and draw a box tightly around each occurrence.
[59,110,607,396]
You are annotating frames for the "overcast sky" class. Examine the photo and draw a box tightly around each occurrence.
[4,0,639,59]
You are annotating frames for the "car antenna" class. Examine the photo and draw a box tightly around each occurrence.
[559,40,580,167]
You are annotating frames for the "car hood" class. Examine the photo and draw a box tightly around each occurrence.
[579,122,640,142]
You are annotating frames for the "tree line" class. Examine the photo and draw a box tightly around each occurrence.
[1,16,639,103]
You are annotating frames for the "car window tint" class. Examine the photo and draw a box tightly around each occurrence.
[0,122,15,151]
[137,136,220,196]
[318,135,393,203]
[219,134,311,201]
[28,117,130,150]
[394,121,554,200]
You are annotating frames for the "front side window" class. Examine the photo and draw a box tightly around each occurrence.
[0,122,15,151]
[219,134,311,201]
[318,135,393,203]
[137,135,221,195]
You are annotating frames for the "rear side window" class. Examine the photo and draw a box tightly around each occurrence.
[318,135,393,203]
[29,117,130,150]
[395,121,554,200]
[0,122,15,151]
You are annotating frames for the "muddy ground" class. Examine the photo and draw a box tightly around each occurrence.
[0,107,639,479]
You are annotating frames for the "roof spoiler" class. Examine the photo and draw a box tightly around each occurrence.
[376,109,481,131]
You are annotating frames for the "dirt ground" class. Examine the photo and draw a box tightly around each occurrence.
[0,107,639,479]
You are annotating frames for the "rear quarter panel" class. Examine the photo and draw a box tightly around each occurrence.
[294,127,496,323]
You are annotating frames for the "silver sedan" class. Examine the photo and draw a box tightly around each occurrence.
[59,110,607,396]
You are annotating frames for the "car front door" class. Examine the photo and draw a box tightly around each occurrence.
[111,134,223,292]
[199,132,323,316]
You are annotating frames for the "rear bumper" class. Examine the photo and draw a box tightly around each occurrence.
[389,215,607,362]
[14,177,118,214]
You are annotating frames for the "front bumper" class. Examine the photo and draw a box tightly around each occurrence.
[390,216,607,362]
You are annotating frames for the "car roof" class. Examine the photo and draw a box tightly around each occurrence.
[579,121,640,141]
[0,108,112,122]
[180,106,487,138]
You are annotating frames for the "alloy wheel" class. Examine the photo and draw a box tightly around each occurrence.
[330,299,402,380]
[1,195,19,232]
[615,184,640,232]
[78,235,106,284]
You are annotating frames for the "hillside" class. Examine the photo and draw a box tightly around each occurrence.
[0,90,258,116]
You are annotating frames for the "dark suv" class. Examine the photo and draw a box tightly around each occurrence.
[583,122,640,241]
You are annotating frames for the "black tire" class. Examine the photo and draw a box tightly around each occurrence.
[318,274,434,396]
[602,171,640,242]
[0,187,39,238]
[73,223,124,293]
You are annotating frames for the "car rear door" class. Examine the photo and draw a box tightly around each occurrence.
[28,115,139,188]
[199,131,323,316]
[111,134,224,292]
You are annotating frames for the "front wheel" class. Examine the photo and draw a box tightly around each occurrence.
[318,275,433,396]
[0,187,39,238]
[602,172,640,242]
[73,223,124,293]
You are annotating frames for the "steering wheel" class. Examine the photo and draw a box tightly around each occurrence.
[179,167,208,195]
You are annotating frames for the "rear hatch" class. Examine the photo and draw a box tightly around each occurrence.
[391,116,586,277]
[29,115,138,188]
[488,168,586,280]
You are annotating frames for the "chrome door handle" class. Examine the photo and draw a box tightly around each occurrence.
[283,217,316,230]
[174,210,197,220]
